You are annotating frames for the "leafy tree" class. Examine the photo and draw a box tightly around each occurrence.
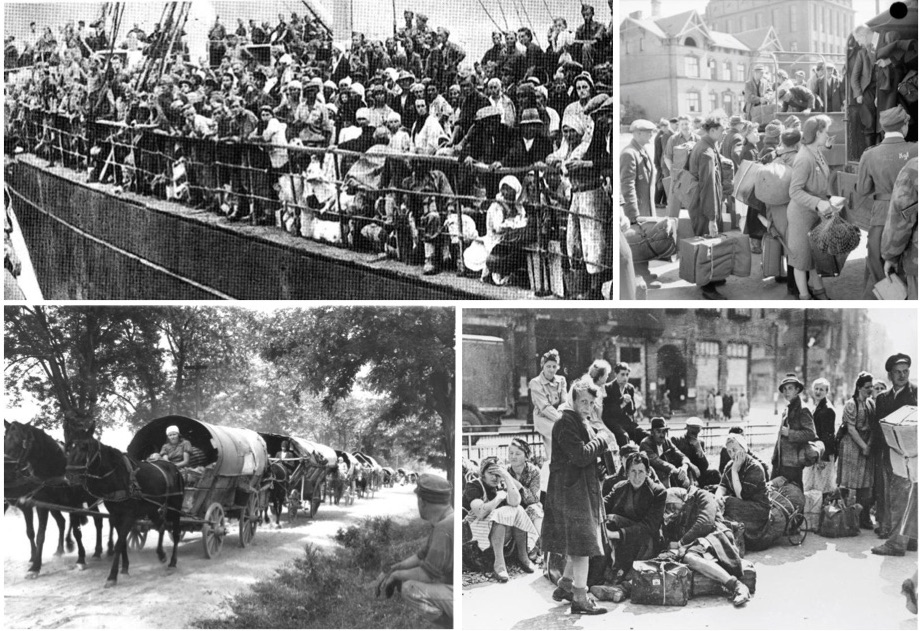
[262,307,455,484]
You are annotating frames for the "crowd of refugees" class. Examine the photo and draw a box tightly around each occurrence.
[620,23,919,301]
[462,350,917,616]
[3,3,615,298]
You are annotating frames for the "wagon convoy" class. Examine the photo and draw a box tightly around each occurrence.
[4,415,407,586]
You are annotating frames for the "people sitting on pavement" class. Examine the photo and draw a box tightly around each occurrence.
[672,417,721,486]
[715,433,770,543]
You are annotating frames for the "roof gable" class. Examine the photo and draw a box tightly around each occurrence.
[734,26,783,51]
[655,10,711,40]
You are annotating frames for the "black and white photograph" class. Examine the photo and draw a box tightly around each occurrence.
[4,305,455,628]
[462,307,917,628]
[618,0,917,301]
[3,0,614,301]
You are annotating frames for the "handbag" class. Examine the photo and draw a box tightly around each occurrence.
[872,274,908,300]
[818,498,861,538]
[629,560,692,606]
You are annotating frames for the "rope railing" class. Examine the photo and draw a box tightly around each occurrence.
[8,108,612,295]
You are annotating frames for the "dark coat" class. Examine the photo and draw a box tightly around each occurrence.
[688,134,723,222]
[640,435,689,482]
[501,135,554,169]
[665,486,717,546]
[719,452,770,512]
[813,398,838,460]
[601,382,636,437]
[771,396,818,471]
[604,477,666,566]
[542,409,609,557]
[673,433,711,478]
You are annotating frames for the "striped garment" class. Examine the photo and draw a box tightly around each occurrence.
[465,505,538,552]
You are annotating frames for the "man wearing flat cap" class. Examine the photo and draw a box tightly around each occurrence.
[640,418,692,489]
[621,119,661,288]
[857,105,918,299]
[872,353,917,554]
[743,65,769,119]
[377,473,453,625]
[654,118,674,208]
[673,417,720,486]
[882,157,918,299]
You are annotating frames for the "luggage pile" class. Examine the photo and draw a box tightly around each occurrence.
[678,233,752,285]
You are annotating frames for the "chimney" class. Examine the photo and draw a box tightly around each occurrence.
[629,10,644,20]
[651,0,662,18]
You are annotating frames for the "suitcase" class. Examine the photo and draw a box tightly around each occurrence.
[818,500,862,538]
[730,231,752,277]
[678,234,742,285]
[629,560,692,606]
[690,558,757,598]
[762,234,783,278]
[880,406,917,482]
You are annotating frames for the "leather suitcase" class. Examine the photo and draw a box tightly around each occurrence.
[762,234,783,278]
[629,560,692,606]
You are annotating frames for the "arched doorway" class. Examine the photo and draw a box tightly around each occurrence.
[657,344,687,412]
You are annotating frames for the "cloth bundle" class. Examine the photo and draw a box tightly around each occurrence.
[754,161,793,205]
[808,212,861,255]
[626,218,678,263]
[733,160,760,200]
[678,233,751,285]
[672,143,695,172]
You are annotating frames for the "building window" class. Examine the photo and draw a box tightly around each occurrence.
[736,63,745,81]
[639,37,644,51]
[710,92,719,112]
[722,91,733,115]
[723,61,732,81]
[685,55,700,77]
[708,57,717,79]
[684,91,702,113]
[728,309,753,319]
[697,341,719,357]
[620,347,641,363]
[726,343,749,358]
[685,36,698,47]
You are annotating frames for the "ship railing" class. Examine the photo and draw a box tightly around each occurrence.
[8,107,612,297]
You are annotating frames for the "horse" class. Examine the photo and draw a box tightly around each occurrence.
[4,421,109,577]
[261,461,289,528]
[355,466,368,499]
[65,437,184,587]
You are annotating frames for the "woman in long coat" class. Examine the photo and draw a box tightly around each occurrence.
[804,377,838,492]
[837,371,877,529]
[529,349,567,465]
[771,373,819,486]
[786,115,836,299]
[604,452,667,576]
[542,380,614,616]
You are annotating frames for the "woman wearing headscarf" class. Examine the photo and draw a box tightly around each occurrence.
[529,349,567,464]
[837,371,877,529]
[561,72,595,152]
[716,433,770,539]
[771,373,819,486]
[543,379,616,615]
[786,115,837,299]
[155,425,192,468]
[463,456,538,581]
[481,175,528,285]
[507,438,543,542]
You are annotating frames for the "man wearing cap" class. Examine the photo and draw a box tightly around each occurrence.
[602,362,647,447]
[858,105,917,298]
[640,418,692,489]
[620,119,661,288]
[673,418,720,486]
[664,115,700,218]
[780,73,815,114]
[688,115,729,299]
[882,158,918,299]
[377,473,453,626]
[744,65,770,119]
[654,119,674,208]
[499,108,554,168]
[808,62,830,112]
[390,70,417,121]
[871,354,917,554]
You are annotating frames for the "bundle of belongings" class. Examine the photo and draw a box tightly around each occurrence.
[625,218,678,263]
[678,233,752,285]
[744,477,806,552]
[590,486,755,608]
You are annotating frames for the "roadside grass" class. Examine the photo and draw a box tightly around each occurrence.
[192,517,432,629]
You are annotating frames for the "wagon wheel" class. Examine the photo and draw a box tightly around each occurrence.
[201,502,226,559]
[127,525,148,550]
[310,482,323,518]
[239,494,259,548]
[168,530,186,544]
[787,513,807,546]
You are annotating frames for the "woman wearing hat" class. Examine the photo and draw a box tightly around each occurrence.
[529,349,567,464]
[153,425,193,468]
[786,115,836,300]
[837,371,877,529]
[507,438,543,547]
[463,456,537,581]
[771,373,818,486]
[716,432,770,541]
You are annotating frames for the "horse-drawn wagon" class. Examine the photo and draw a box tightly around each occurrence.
[126,415,269,559]
[258,432,336,523]
[353,452,383,498]
[331,450,361,506]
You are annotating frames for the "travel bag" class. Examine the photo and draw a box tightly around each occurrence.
[629,560,692,606]
[818,499,861,538]
[625,218,678,263]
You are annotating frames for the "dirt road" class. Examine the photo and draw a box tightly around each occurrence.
[4,484,419,628]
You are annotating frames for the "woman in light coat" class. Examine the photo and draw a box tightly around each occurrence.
[786,115,836,299]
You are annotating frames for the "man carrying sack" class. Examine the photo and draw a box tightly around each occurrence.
[857,105,918,299]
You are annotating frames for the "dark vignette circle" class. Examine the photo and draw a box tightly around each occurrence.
[889,2,908,19]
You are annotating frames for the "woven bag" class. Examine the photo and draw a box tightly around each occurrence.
[808,212,861,255]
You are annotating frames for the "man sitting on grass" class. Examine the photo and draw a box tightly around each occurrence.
[377,473,453,627]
